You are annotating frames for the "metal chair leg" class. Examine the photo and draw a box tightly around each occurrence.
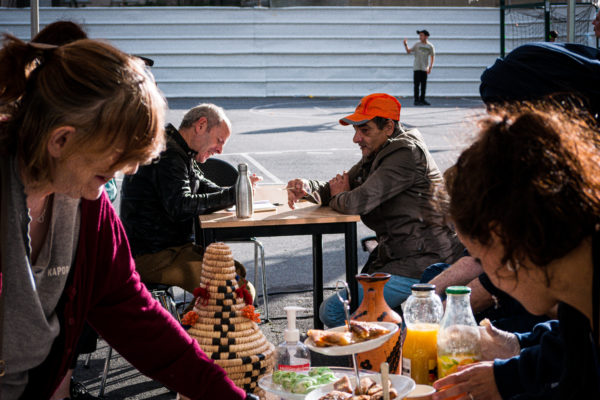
[254,243,259,290]
[99,345,113,397]
[250,238,268,320]
[95,286,179,398]
[84,352,92,368]
[259,241,268,320]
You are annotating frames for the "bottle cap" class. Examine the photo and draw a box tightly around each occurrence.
[238,163,248,172]
[283,306,305,343]
[411,283,436,291]
[445,286,471,295]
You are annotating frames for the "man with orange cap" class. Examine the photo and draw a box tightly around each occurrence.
[287,93,463,327]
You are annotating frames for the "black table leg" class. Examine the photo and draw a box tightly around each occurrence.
[345,222,359,312]
[312,233,324,329]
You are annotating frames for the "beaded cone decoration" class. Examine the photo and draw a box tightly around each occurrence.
[184,242,275,395]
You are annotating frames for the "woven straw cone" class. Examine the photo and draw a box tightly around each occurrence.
[187,242,275,394]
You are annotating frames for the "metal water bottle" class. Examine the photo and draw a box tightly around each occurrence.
[235,163,253,218]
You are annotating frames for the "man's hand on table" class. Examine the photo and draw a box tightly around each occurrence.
[250,174,262,186]
[286,178,309,209]
[250,174,262,195]
[328,171,350,197]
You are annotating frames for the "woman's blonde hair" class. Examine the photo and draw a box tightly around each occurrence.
[0,34,166,184]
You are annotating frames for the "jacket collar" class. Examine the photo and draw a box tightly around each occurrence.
[165,123,198,159]
[363,126,404,162]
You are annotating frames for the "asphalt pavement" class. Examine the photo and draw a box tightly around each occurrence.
[73,96,486,399]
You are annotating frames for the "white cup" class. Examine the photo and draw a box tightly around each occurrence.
[403,384,436,400]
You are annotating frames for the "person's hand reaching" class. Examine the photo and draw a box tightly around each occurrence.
[286,178,307,209]
[479,318,521,360]
[433,361,501,400]
[249,173,262,187]
[248,173,262,196]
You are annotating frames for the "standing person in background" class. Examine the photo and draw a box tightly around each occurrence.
[404,30,435,106]
[548,30,558,42]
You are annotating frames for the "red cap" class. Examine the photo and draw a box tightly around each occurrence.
[339,93,401,126]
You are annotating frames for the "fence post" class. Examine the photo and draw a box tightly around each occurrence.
[500,0,505,57]
[544,0,550,41]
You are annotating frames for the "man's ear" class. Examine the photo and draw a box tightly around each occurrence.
[47,126,76,158]
[194,117,208,136]
[385,119,395,137]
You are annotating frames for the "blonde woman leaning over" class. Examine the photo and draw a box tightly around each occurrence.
[0,35,250,399]
[433,103,600,400]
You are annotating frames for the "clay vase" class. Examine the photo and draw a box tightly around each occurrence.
[351,272,403,374]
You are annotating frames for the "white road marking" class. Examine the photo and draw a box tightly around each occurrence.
[241,153,283,184]
[223,145,459,156]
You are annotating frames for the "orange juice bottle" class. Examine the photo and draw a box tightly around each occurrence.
[436,286,482,400]
[401,284,443,384]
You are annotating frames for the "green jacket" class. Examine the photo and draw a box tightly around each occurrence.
[308,127,463,279]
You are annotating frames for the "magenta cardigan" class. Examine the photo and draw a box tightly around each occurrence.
[21,193,245,399]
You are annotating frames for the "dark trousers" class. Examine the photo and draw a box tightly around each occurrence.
[413,70,428,102]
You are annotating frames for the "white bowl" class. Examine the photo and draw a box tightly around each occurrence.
[305,372,416,400]
[258,367,374,400]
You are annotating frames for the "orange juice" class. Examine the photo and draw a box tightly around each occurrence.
[402,323,439,384]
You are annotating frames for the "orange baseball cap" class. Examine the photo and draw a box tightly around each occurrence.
[339,93,401,126]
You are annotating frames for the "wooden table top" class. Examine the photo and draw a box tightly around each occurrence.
[199,184,360,229]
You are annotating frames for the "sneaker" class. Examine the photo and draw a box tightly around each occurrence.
[414,100,423,106]
[421,100,431,106]
[70,378,100,400]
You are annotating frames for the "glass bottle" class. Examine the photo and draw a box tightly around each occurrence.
[235,163,253,218]
[401,283,444,384]
[437,286,481,379]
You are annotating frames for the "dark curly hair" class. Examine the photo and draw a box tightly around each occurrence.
[446,102,600,270]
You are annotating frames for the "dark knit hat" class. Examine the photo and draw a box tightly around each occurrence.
[480,42,600,119]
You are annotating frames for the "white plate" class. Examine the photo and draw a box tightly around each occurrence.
[305,373,416,400]
[304,322,399,356]
[258,367,374,400]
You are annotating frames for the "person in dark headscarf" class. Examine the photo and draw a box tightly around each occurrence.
[592,9,600,38]
[479,42,600,121]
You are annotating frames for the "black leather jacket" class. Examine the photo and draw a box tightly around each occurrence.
[120,124,235,257]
